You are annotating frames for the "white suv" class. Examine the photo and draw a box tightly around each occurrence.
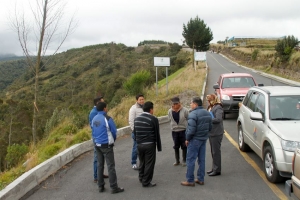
[237,86,300,183]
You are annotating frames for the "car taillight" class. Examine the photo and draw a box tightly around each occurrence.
[292,152,295,174]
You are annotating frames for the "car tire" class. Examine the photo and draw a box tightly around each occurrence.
[238,124,250,152]
[263,146,284,183]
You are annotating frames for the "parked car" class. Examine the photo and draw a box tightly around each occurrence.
[213,72,258,119]
[237,86,300,183]
[285,148,300,199]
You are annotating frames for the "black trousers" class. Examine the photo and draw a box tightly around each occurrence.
[137,143,156,186]
[209,134,223,173]
[95,145,118,189]
[172,130,186,150]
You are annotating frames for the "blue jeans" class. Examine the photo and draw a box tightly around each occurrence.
[131,132,137,165]
[186,138,207,182]
[94,146,97,179]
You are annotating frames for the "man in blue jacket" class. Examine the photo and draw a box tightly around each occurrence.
[89,97,108,183]
[181,97,212,186]
[92,102,124,194]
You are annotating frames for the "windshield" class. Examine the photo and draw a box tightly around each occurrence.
[222,77,255,88]
[269,96,300,120]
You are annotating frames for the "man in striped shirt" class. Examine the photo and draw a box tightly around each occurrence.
[133,101,162,187]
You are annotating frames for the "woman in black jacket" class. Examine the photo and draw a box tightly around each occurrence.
[206,94,224,176]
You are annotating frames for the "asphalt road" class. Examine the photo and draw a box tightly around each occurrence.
[23,52,290,200]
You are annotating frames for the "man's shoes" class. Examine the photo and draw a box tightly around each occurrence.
[173,161,180,166]
[99,186,105,193]
[208,171,221,176]
[207,169,213,174]
[181,181,195,187]
[195,179,204,185]
[143,182,156,187]
[94,179,97,183]
[111,187,124,194]
[132,164,139,170]
[103,174,109,178]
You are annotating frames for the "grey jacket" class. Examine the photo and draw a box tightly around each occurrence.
[168,106,189,132]
[209,104,224,137]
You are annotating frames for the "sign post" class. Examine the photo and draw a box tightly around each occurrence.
[154,57,170,96]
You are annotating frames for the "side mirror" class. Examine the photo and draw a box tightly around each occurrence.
[250,112,264,121]
[213,84,220,89]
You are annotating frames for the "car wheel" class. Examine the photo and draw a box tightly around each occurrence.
[238,124,250,152]
[263,146,284,183]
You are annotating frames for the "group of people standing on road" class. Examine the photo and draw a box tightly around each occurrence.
[88,92,224,194]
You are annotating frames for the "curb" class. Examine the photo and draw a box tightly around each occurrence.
[0,116,170,200]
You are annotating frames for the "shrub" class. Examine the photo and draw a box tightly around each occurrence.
[5,144,29,168]
[40,143,63,160]
[275,35,299,62]
[70,129,91,145]
[252,49,259,61]
[123,70,151,95]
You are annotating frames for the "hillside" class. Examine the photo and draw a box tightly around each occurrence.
[0,42,189,172]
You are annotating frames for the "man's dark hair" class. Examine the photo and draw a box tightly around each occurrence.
[93,96,103,106]
[192,97,203,106]
[96,102,107,111]
[136,94,144,100]
[143,101,153,112]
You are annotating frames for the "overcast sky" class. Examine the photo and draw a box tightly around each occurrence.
[1,0,300,56]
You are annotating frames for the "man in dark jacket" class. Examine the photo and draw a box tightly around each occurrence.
[92,102,124,194]
[181,97,212,186]
[133,101,162,187]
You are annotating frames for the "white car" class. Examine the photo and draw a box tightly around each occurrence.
[237,86,300,183]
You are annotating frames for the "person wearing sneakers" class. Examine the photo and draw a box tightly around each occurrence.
[89,97,108,183]
[206,94,224,177]
[168,97,189,167]
[129,94,145,170]
[181,97,212,187]
[92,102,124,194]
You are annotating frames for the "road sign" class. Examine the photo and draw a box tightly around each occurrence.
[194,52,206,61]
[154,57,170,66]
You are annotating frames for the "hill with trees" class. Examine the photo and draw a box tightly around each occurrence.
[0,41,189,173]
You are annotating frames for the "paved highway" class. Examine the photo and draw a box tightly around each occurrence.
[23,52,291,200]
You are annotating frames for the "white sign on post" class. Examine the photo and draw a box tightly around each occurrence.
[154,57,170,96]
[154,57,170,66]
[194,52,206,61]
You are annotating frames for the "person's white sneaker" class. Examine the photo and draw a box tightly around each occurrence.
[132,164,138,170]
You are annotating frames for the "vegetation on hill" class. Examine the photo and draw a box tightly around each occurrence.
[0,42,189,174]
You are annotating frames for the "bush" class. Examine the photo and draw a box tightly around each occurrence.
[123,70,151,95]
[5,144,29,168]
[252,49,259,61]
[275,35,299,62]
[40,143,63,160]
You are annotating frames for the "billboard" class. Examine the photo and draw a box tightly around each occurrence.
[154,57,170,66]
[194,52,206,61]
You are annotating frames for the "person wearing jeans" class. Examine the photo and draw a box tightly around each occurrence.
[89,96,108,182]
[181,97,212,187]
[129,94,145,169]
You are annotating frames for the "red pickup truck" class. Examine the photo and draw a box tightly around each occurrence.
[213,72,258,119]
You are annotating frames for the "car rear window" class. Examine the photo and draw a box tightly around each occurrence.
[222,77,255,88]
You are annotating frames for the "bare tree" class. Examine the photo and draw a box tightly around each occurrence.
[10,0,77,145]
